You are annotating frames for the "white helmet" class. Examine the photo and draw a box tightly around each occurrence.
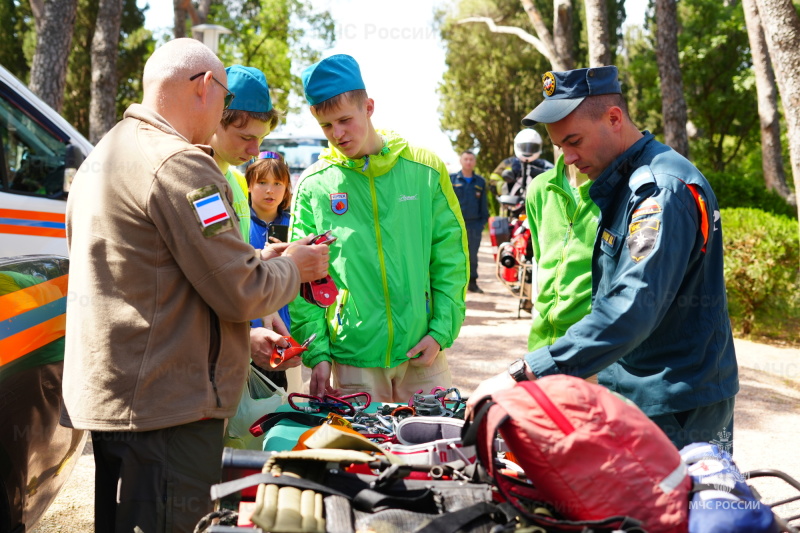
[514,129,542,162]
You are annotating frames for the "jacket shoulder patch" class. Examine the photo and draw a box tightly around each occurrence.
[628,165,656,193]
[632,198,662,220]
[627,218,660,263]
[187,184,234,238]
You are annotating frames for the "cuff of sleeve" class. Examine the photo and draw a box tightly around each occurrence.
[427,330,448,351]
[303,351,333,369]
[524,347,560,378]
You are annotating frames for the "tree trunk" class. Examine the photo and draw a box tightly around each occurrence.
[585,0,612,66]
[518,0,571,70]
[89,0,123,144]
[174,0,187,38]
[742,0,795,205]
[754,0,800,229]
[553,0,574,70]
[655,0,690,158]
[28,0,44,31]
[28,0,78,112]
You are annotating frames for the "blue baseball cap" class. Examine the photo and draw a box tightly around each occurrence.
[522,66,621,126]
[225,65,273,113]
[302,54,366,106]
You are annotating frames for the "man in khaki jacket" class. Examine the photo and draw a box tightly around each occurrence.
[62,38,329,532]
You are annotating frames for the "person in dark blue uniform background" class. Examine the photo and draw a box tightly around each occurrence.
[451,150,490,293]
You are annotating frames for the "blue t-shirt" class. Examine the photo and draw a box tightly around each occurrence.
[250,206,292,330]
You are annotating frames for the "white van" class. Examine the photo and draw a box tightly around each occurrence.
[259,130,328,188]
[0,64,93,258]
[0,65,92,532]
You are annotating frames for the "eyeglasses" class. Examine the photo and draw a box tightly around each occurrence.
[189,72,235,109]
[259,151,281,160]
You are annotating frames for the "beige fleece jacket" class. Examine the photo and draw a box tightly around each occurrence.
[62,104,299,431]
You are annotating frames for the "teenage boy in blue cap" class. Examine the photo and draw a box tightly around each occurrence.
[209,66,301,421]
[290,54,469,402]
[469,65,739,451]
[210,65,282,240]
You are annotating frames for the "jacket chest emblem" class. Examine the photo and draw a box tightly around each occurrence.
[330,192,348,215]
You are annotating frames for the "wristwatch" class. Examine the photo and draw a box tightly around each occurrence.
[508,358,529,382]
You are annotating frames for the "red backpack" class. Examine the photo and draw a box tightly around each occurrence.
[464,375,690,532]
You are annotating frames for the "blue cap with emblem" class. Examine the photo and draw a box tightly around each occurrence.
[521,65,621,126]
[225,65,273,112]
[302,54,366,106]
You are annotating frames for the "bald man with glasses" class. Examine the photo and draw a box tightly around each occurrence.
[62,38,329,532]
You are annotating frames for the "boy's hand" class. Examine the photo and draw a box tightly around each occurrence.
[262,312,290,336]
[250,327,289,369]
[309,361,340,397]
[406,334,441,367]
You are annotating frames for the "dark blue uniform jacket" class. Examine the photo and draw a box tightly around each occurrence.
[450,171,490,229]
[524,133,739,417]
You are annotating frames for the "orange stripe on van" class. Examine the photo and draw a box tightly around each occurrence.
[0,315,66,365]
[0,208,65,222]
[0,224,66,238]
[0,275,68,365]
[0,275,68,321]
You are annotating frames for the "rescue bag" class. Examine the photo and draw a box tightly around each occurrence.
[210,447,507,533]
[464,375,691,532]
[680,442,779,533]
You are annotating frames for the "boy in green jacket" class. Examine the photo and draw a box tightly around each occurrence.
[526,152,599,351]
[290,54,469,402]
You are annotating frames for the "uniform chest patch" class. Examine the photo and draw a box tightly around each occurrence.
[331,192,348,215]
[187,184,234,238]
[601,230,616,247]
[628,219,660,263]
[632,198,661,219]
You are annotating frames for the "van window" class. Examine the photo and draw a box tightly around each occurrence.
[0,94,67,198]
[260,136,328,187]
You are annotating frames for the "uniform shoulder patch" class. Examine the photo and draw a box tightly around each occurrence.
[187,184,234,238]
[627,218,660,263]
[632,198,662,220]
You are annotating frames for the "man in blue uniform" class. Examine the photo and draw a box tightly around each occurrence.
[469,66,739,451]
[451,151,490,293]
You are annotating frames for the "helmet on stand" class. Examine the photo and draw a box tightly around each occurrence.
[514,129,542,162]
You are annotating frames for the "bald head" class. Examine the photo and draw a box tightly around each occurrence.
[141,38,227,144]
[143,38,224,92]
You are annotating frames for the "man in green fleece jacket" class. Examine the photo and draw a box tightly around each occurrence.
[290,54,469,402]
[526,151,600,351]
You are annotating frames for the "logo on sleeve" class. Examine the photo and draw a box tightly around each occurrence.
[187,184,234,238]
[331,192,348,215]
[632,198,661,219]
[628,219,660,263]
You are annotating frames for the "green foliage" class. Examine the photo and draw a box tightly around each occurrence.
[623,0,760,175]
[722,208,800,342]
[678,0,760,173]
[706,170,797,220]
[211,0,335,115]
[61,0,153,137]
[437,0,552,180]
[0,0,31,80]
[438,0,625,187]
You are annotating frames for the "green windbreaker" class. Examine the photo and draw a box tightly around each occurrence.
[289,130,469,369]
[526,155,600,351]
